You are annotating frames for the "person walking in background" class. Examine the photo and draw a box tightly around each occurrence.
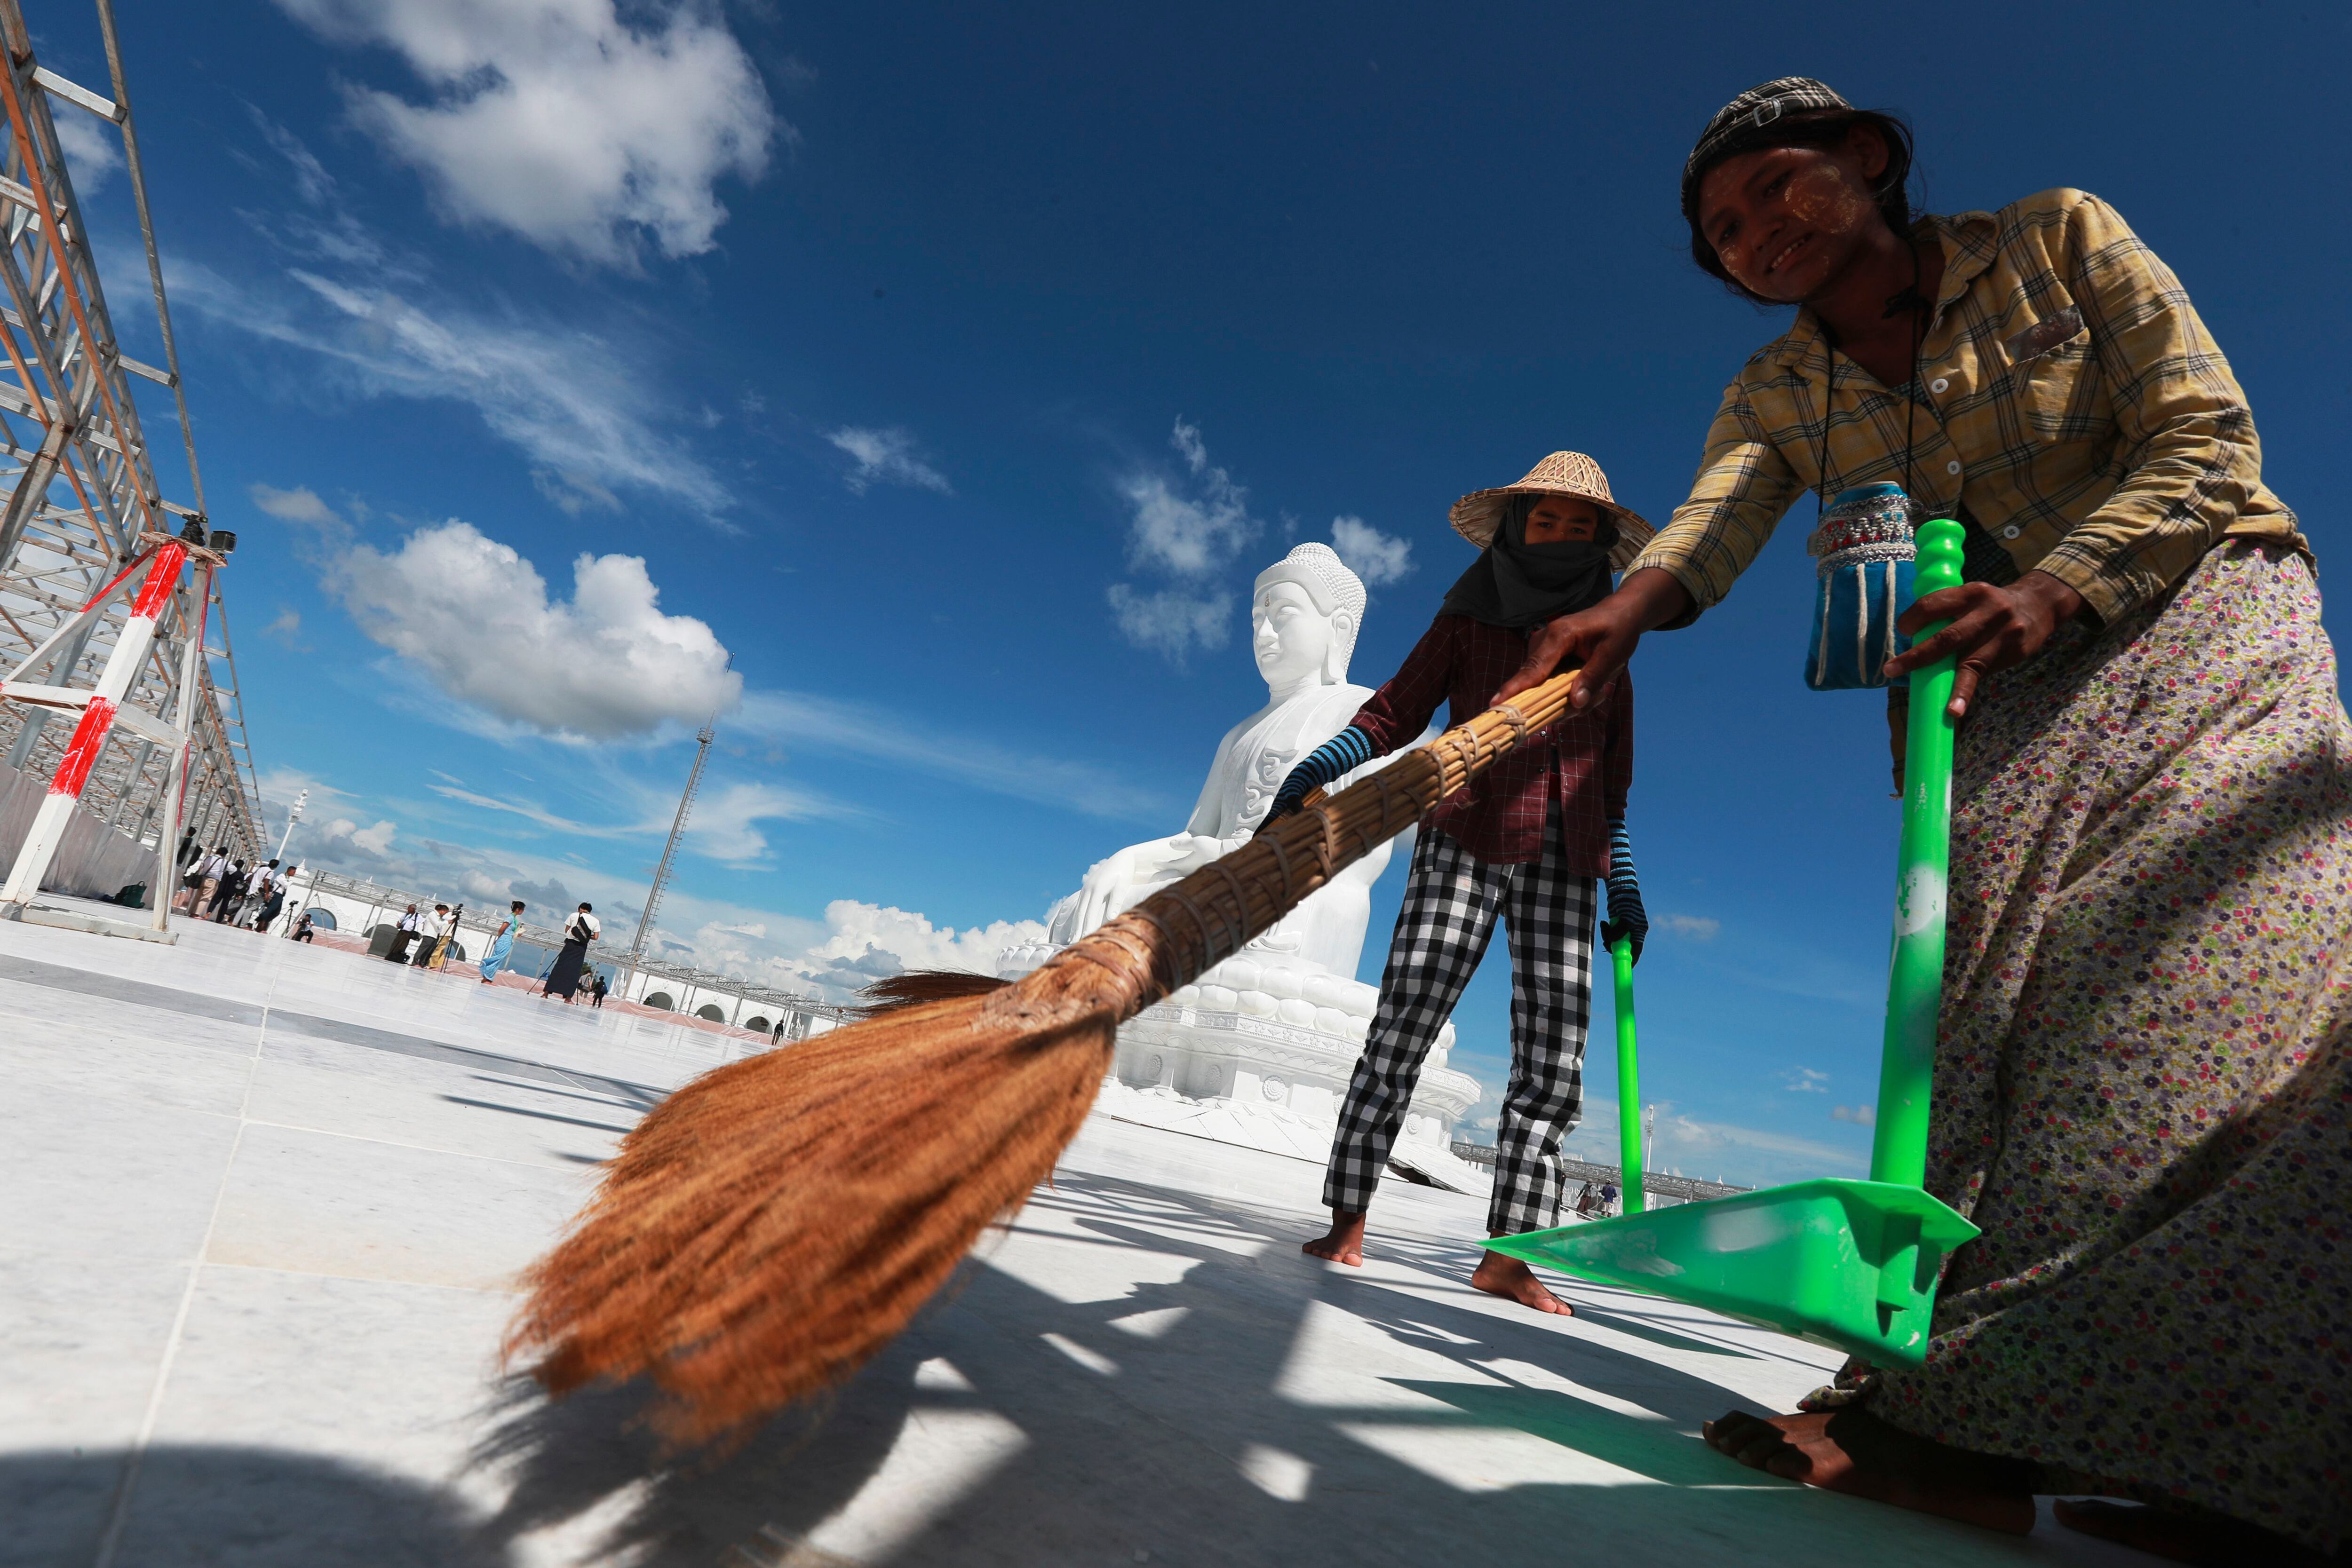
[478,900,524,984]
[589,972,608,1009]
[207,857,248,922]
[543,903,598,1001]
[186,846,229,916]
[413,903,451,967]
[248,863,289,933]
[388,903,422,963]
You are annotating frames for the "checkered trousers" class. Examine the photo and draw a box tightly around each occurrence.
[1323,813,1595,1237]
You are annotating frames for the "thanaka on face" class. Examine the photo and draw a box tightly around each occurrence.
[1523,495,1605,545]
[1697,126,1893,305]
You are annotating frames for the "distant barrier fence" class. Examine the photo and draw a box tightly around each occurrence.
[1449,1140,1750,1207]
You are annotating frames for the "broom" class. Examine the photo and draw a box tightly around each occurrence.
[508,668,1590,1447]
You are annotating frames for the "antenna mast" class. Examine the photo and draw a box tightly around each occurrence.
[624,715,714,991]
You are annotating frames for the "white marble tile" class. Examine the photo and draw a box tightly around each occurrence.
[0,1248,190,1568]
[239,1051,631,1170]
[1,1081,239,1262]
[205,1122,597,1291]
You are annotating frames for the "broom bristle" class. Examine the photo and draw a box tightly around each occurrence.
[506,978,1115,1448]
[509,671,1587,1449]
[849,968,1011,1016]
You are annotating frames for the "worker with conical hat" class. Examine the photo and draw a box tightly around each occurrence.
[1263,450,1652,1315]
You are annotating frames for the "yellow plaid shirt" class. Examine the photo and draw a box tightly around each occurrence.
[1629,188,2304,626]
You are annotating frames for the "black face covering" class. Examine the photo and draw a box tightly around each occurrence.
[1438,495,1618,630]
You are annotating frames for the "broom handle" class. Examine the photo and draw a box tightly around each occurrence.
[1611,934,1643,1215]
[1036,670,1587,1018]
[1868,517,1965,1188]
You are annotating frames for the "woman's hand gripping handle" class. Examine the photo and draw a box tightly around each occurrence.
[1492,568,1695,709]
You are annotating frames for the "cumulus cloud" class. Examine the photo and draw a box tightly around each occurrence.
[318,815,400,858]
[277,0,778,265]
[330,519,741,740]
[1832,1104,1877,1127]
[779,901,1046,1001]
[826,427,951,495]
[1119,420,1257,577]
[1330,515,1414,587]
[1106,584,1231,666]
[1661,913,1722,940]
[1780,1067,1829,1094]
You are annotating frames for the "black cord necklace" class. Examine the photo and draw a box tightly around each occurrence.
[1814,243,1930,523]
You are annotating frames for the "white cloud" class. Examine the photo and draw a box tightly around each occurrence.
[532,467,620,515]
[1330,515,1414,587]
[278,0,778,266]
[1120,420,1257,577]
[1106,584,1231,666]
[185,264,732,515]
[330,518,741,740]
[318,815,400,858]
[826,427,951,495]
[778,900,1045,1000]
[50,110,122,196]
[1661,913,1722,941]
[251,483,342,528]
[1780,1067,1829,1094]
[1832,1104,1877,1127]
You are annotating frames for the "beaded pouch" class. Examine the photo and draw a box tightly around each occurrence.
[1804,483,1916,691]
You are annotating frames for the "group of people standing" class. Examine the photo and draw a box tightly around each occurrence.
[172,835,296,933]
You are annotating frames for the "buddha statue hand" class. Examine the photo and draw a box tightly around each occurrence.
[1600,819,1649,965]
[1255,726,1376,835]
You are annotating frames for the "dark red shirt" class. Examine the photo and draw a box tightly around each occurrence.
[1349,614,1632,871]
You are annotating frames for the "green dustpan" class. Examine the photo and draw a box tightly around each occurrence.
[1486,518,1979,1367]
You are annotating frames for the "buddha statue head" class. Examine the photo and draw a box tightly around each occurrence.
[1252,543,1366,695]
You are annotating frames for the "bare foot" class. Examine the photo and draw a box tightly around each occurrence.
[2053,1498,2331,1567]
[1469,1251,1572,1315]
[1702,1408,2032,1534]
[1302,1209,1367,1266]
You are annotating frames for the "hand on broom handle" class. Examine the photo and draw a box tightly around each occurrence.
[1870,518,1965,1188]
[1015,670,1587,1025]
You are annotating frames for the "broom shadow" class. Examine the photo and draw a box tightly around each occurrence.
[462,1166,1941,1567]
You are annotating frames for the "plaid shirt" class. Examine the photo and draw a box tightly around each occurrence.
[1628,189,2304,627]
[1349,614,1632,871]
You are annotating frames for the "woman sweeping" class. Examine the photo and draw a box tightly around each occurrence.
[479,899,524,985]
[1498,78,2350,1562]
[1267,452,1652,1315]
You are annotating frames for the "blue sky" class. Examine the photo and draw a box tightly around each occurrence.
[40,0,2346,1184]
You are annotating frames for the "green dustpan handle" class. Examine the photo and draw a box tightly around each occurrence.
[1870,518,1966,1188]
[1610,934,1643,1215]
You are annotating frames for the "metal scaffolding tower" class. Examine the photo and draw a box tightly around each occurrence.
[0,0,261,876]
[622,716,715,990]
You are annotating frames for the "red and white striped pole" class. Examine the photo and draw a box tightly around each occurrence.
[0,538,187,909]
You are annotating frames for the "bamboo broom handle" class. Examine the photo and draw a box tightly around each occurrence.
[990,671,1584,1031]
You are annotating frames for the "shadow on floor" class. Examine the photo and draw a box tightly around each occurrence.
[463,1170,2056,1568]
[5,1445,511,1568]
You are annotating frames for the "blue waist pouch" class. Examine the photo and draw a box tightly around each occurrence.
[1804,483,1917,691]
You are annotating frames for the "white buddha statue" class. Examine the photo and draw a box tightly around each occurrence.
[1005,543,1420,1049]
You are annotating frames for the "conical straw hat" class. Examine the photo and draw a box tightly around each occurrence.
[1448,451,1654,570]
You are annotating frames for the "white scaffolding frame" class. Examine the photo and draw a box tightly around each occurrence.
[0,0,260,866]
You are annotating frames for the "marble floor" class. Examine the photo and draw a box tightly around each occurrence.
[3,903,2150,1568]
